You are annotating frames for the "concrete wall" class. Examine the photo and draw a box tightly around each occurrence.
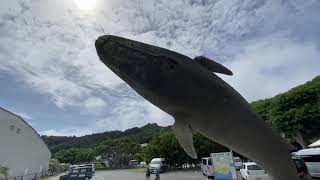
[0,107,51,179]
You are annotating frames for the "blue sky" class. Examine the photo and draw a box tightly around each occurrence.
[1,0,320,136]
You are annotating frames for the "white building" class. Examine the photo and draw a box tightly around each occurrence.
[0,107,51,179]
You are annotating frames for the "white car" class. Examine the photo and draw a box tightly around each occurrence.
[148,158,167,173]
[201,157,214,177]
[233,157,243,170]
[293,148,320,178]
[240,162,269,180]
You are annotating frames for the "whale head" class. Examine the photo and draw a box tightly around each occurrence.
[95,35,194,112]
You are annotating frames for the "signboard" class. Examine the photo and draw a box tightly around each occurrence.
[211,152,237,180]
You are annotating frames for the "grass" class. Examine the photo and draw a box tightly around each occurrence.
[129,167,146,173]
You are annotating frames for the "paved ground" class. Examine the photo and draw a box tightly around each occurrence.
[43,173,63,180]
[48,169,243,180]
[92,169,208,180]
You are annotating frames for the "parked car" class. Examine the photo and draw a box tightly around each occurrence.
[147,158,167,173]
[240,162,269,180]
[128,160,139,167]
[201,157,214,177]
[293,148,320,178]
[67,164,95,175]
[233,157,243,170]
[59,167,93,180]
[79,164,95,173]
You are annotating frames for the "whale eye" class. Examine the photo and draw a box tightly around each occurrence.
[167,59,177,70]
[160,56,177,71]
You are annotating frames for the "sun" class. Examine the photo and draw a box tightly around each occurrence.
[73,0,97,10]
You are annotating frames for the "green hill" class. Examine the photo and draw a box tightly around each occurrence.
[251,75,320,148]
[42,123,169,154]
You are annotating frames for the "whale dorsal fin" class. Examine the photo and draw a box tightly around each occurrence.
[172,115,197,159]
[194,56,233,76]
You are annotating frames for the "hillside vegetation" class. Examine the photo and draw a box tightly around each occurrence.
[42,123,169,154]
[252,75,320,148]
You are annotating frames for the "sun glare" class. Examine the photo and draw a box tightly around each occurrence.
[74,0,97,10]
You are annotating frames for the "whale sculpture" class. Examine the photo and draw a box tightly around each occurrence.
[95,35,299,180]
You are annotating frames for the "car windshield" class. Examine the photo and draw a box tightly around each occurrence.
[150,160,161,164]
[248,165,262,170]
[234,159,241,162]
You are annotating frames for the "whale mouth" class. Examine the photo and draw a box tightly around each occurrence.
[95,35,156,91]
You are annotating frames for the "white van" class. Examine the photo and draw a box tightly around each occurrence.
[201,157,214,177]
[233,156,243,170]
[147,158,167,173]
[293,148,320,178]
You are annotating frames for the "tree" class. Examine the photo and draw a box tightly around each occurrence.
[0,165,8,178]
[48,159,60,172]
[144,129,228,167]
[55,148,96,164]
[95,138,142,168]
[252,76,320,148]
[75,149,96,163]
[144,130,186,167]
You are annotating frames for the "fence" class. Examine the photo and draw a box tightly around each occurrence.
[0,173,39,180]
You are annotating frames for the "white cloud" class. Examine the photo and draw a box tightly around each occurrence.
[40,128,94,137]
[143,101,173,126]
[223,35,320,101]
[1,0,320,134]
[83,97,107,114]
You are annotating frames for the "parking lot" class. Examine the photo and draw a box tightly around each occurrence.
[90,169,243,180]
[91,169,208,180]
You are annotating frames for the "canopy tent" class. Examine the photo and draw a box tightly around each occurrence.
[309,139,320,148]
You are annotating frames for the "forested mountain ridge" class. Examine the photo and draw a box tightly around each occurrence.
[42,123,169,154]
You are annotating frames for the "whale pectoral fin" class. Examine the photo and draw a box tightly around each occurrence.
[172,118,197,159]
[194,56,233,76]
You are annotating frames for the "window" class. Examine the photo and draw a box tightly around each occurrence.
[16,128,21,134]
[202,159,207,165]
[71,169,79,174]
[301,155,320,162]
[208,159,212,165]
[247,165,262,170]
[80,169,86,173]
[10,125,14,131]
[150,160,161,165]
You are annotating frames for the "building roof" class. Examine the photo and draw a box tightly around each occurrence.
[0,106,51,156]
[309,139,320,148]
[293,147,320,156]
[243,162,257,166]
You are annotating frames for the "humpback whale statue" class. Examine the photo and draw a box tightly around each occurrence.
[95,35,299,180]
